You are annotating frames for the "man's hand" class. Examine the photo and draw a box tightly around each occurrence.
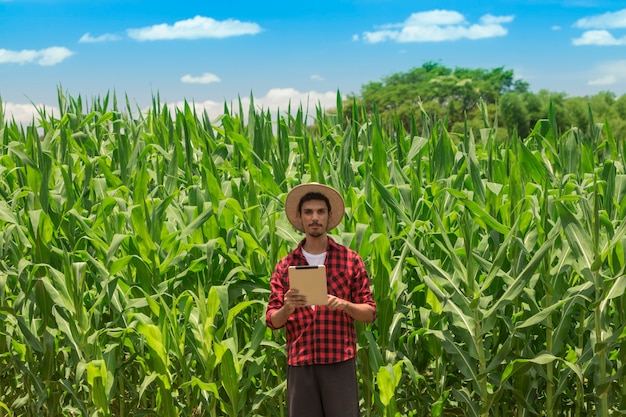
[326,294,349,311]
[269,288,308,328]
[284,288,307,312]
[326,295,376,323]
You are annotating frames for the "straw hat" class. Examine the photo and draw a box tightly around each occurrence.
[285,183,345,232]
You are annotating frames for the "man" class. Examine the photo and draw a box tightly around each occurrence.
[265,182,376,417]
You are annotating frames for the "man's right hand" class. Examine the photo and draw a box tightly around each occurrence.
[284,288,307,312]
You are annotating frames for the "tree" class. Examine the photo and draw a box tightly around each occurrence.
[588,91,616,117]
[348,63,625,144]
[521,92,543,130]
[564,97,589,131]
[614,94,626,119]
[500,92,530,137]
[359,62,528,129]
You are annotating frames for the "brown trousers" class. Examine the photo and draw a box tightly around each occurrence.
[287,358,360,417]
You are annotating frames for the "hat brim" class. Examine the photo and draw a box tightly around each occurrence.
[285,183,345,233]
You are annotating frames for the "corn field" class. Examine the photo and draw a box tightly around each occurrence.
[0,91,625,417]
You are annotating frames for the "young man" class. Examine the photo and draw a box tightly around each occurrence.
[265,183,376,417]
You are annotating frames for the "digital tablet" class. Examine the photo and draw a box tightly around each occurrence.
[288,265,328,306]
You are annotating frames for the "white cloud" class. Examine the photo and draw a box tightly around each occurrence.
[166,88,337,122]
[361,9,513,43]
[79,32,122,43]
[363,30,400,43]
[180,72,221,84]
[480,14,514,25]
[588,75,617,86]
[127,15,263,41]
[586,60,626,86]
[6,88,338,127]
[2,102,59,126]
[403,10,466,27]
[574,8,626,29]
[572,30,626,45]
[310,74,324,81]
[165,99,224,120]
[254,88,337,112]
[0,46,74,65]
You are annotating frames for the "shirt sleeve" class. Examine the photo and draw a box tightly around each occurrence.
[351,252,377,319]
[266,259,288,329]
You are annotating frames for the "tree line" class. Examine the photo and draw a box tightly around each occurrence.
[348,61,626,140]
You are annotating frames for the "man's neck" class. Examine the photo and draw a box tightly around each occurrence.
[303,235,328,254]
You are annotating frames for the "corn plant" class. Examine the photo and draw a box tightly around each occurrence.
[1,91,625,416]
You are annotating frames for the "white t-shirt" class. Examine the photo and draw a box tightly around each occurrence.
[301,249,326,266]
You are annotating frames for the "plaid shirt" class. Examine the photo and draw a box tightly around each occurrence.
[266,237,376,366]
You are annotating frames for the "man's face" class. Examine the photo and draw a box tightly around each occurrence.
[297,199,329,238]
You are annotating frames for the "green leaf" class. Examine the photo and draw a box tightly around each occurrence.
[502,353,583,384]
[557,202,594,272]
[377,364,398,407]
[516,297,572,329]
[599,275,626,314]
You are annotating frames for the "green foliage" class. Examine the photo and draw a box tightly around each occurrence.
[353,63,626,144]
[0,89,625,417]
[357,62,527,129]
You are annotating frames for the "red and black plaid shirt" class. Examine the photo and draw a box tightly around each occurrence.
[265,237,376,366]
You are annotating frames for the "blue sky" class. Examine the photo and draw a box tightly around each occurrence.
[2,0,626,125]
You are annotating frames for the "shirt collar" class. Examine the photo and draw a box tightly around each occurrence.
[294,236,338,259]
